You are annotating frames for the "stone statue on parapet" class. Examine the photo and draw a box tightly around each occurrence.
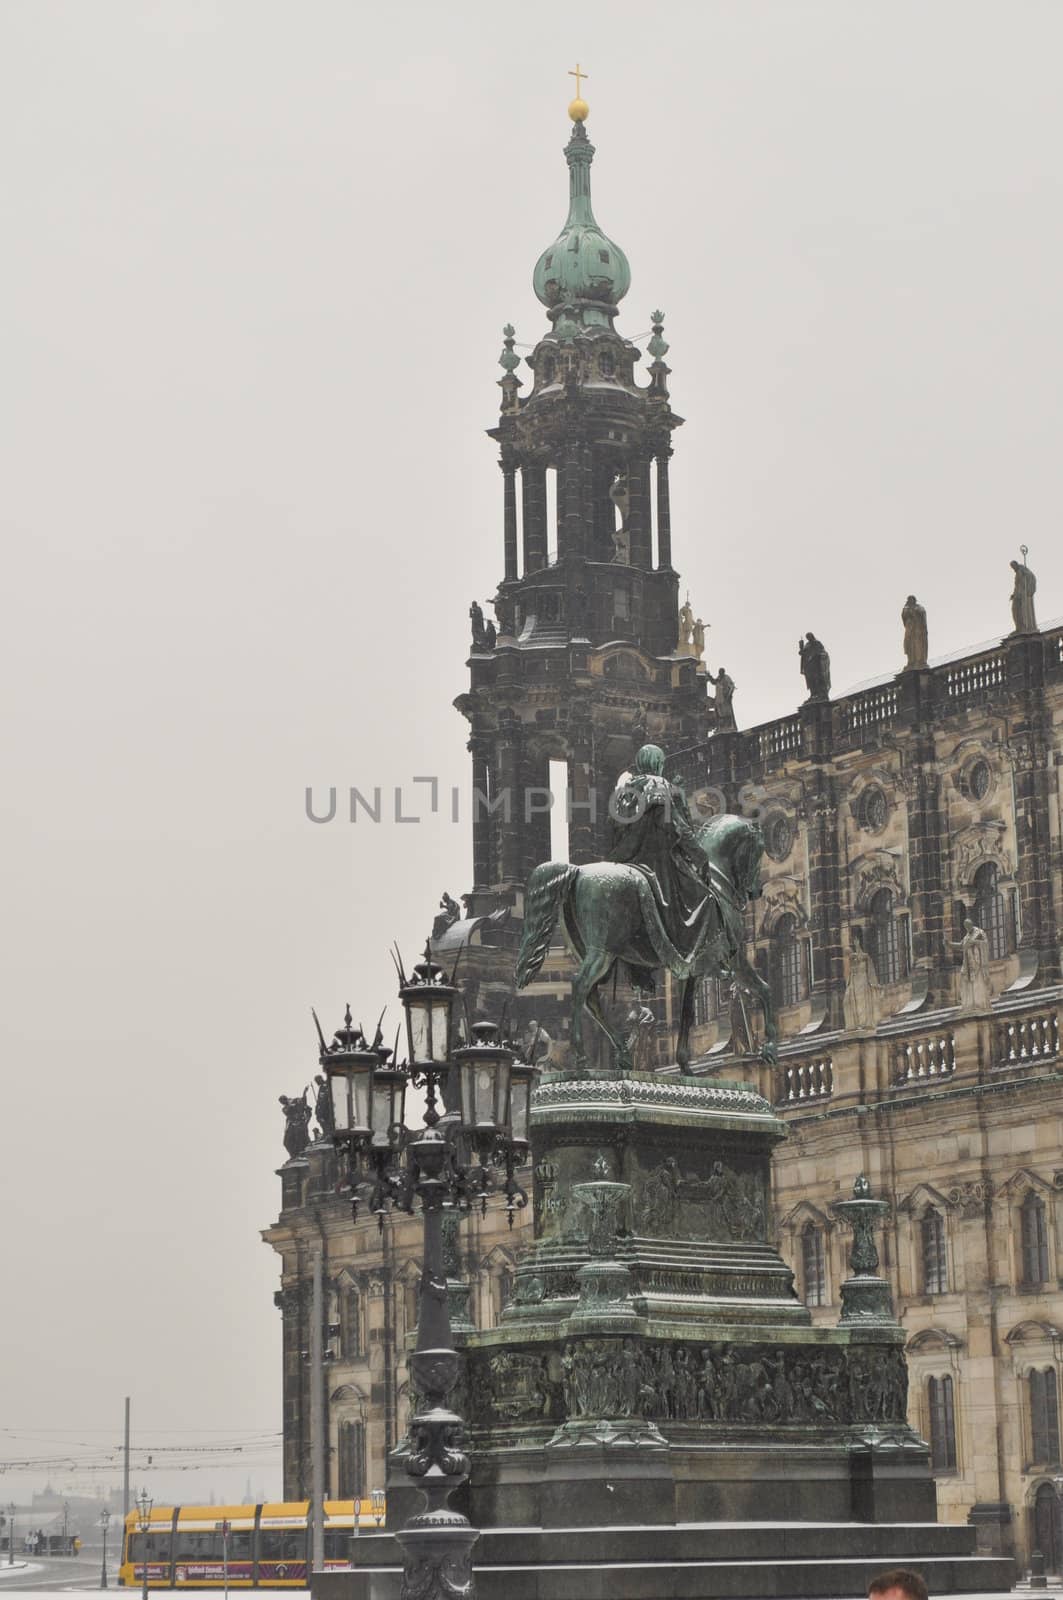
[799,632,831,701]
[515,742,777,1074]
[609,473,630,563]
[520,1018,553,1067]
[901,595,929,670]
[279,1089,312,1161]
[313,1073,334,1141]
[707,666,736,731]
[728,978,758,1055]
[624,1002,657,1071]
[469,600,495,651]
[1010,551,1038,634]
[432,891,463,941]
[692,617,707,661]
[678,596,695,653]
[842,929,878,1030]
[954,918,992,1012]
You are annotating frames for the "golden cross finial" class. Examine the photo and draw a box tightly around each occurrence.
[568,62,588,99]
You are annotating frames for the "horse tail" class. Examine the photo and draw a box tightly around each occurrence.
[515,863,579,988]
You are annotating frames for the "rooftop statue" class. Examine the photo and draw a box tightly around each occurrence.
[432,890,462,941]
[516,744,776,1073]
[279,1089,311,1161]
[1010,551,1038,634]
[798,632,831,701]
[901,595,929,670]
[678,597,695,654]
[707,665,736,731]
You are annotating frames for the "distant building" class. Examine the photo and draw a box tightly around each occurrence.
[264,106,1063,1570]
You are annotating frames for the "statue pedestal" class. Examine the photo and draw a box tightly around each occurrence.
[321,1075,1014,1600]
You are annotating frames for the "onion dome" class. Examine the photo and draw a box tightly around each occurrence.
[532,111,631,333]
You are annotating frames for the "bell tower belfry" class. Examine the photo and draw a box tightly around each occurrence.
[457,100,711,913]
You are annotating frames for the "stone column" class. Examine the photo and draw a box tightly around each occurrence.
[655,451,673,570]
[903,755,950,993]
[496,736,523,889]
[626,452,652,570]
[522,463,547,573]
[469,738,491,890]
[1006,647,1061,979]
[501,463,518,581]
[806,778,845,1029]
[559,437,585,559]
[568,718,596,865]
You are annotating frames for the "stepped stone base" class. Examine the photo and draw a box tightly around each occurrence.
[316,1521,1014,1600]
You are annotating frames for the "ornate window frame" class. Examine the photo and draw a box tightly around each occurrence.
[780,1201,834,1309]
[1000,1172,1062,1293]
[1005,1322,1063,1473]
[906,1328,965,1477]
[898,1184,956,1299]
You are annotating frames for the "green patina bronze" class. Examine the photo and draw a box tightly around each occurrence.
[531,119,631,332]
[516,744,778,1073]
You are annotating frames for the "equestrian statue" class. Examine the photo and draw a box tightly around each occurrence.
[515,744,777,1074]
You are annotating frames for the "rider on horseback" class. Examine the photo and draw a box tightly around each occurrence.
[607,744,710,965]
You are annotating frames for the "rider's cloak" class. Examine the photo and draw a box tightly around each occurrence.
[606,769,710,964]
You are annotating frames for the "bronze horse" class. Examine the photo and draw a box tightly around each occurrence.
[515,813,777,1073]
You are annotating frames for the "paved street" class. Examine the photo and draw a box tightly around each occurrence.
[0,1554,118,1592]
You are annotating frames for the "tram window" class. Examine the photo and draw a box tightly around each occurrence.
[176,1533,221,1559]
[228,1532,252,1559]
[259,1531,304,1560]
[324,1533,349,1559]
[129,1535,169,1563]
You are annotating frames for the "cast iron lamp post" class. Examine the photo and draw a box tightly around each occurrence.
[135,1490,152,1600]
[98,1508,111,1590]
[322,951,532,1600]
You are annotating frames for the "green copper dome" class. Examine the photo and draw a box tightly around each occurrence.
[533,120,631,331]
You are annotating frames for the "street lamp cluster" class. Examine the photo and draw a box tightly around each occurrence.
[320,947,535,1600]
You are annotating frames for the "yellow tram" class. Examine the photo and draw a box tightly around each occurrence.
[119,1501,381,1588]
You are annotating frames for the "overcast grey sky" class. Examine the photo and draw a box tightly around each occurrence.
[3,0,1062,1504]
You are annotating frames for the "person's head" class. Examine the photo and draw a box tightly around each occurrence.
[635,743,665,775]
[963,917,974,932]
[868,1568,929,1600]
[906,594,916,605]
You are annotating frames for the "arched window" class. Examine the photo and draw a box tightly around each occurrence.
[1034,1482,1063,1574]
[493,1269,514,1325]
[694,976,722,1025]
[802,1223,826,1307]
[1030,1369,1061,1465]
[927,1375,957,1470]
[771,914,806,1009]
[1022,1194,1051,1287]
[921,1209,949,1295]
[340,1285,361,1358]
[403,1277,420,1337]
[973,861,1014,961]
[868,888,906,985]
[337,1417,365,1499]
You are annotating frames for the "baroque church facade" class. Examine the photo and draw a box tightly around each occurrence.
[264,103,1063,1570]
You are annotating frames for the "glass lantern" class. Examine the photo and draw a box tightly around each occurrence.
[370,1063,407,1144]
[507,1054,536,1152]
[453,1022,513,1135]
[399,960,459,1067]
[324,1011,379,1143]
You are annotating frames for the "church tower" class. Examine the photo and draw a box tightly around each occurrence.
[458,100,712,914]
